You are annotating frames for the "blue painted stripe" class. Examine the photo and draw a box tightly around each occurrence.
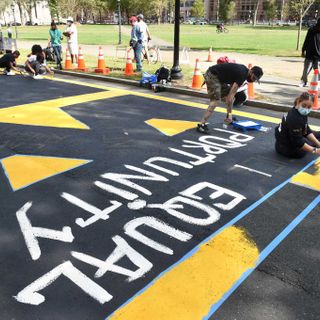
[106,158,318,320]
[205,194,320,319]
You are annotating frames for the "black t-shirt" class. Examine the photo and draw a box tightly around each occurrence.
[208,63,249,86]
[275,107,312,149]
[0,53,15,64]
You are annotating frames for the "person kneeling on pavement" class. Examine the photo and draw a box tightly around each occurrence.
[197,63,263,134]
[0,50,20,75]
[275,92,320,158]
[25,47,53,79]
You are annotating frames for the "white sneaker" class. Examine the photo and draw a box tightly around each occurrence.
[33,74,44,80]
[298,81,308,87]
[5,71,15,76]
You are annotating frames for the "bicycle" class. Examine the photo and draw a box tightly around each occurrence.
[216,27,229,34]
[141,45,162,64]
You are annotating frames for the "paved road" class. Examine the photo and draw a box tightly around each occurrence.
[0,74,319,320]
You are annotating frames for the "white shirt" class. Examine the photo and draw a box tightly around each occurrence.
[65,24,78,44]
[138,20,149,43]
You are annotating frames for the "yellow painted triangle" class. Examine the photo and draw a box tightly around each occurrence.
[145,119,198,136]
[291,159,320,192]
[0,91,125,129]
[1,155,92,191]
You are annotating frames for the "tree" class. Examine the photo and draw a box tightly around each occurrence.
[291,0,315,50]
[220,0,236,22]
[264,0,277,24]
[191,0,204,19]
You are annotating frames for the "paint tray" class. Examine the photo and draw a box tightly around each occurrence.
[232,120,262,132]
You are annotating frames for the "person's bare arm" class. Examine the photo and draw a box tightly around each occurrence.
[25,60,35,74]
[307,132,320,148]
[225,82,239,107]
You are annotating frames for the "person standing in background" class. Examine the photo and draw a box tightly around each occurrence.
[137,14,151,62]
[129,16,144,72]
[63,17,78,65]
[300,18,320,87]
[49,22,63,69]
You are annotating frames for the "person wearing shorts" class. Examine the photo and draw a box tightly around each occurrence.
[197,63,263,134]
[64,17,78,65]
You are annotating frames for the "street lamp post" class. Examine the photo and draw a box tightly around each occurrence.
[171,0,183,79]
[10,3,18,39]
[117,0,122,45]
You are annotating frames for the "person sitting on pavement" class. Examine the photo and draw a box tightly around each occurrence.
[129,16,144,72]
[197,63,263,134]
[275,92,320,158]
[0,50,20,75]
[25,45,53,79]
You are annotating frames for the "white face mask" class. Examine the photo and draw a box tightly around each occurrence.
[298,107,312,116]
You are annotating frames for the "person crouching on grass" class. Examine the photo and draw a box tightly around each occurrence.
[197,63,263,134]
[275,92,320,158]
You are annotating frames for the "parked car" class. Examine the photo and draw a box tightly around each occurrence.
[26,19,39,26]
[10,22,21,26]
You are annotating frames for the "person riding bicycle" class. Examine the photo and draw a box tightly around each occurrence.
[217,23,225,32]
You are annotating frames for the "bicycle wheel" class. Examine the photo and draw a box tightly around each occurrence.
[148,48,158,64]
[224,28,229,33]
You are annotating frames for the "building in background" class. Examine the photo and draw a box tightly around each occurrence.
[0,1,51,26]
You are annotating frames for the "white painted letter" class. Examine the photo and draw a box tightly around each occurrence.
[180,182,246,211]
[213,128,254,143]
[16,202,74,260]
[124,217,192,255]
[14,261,112,305]
[101,165,168,196]
[72,235,153,282]
[182,139,228,154]
[144,157,193,176]
[162,196,220,226]
[169,148,216,166]
[94,181,139,201]
[61,192,122,228]
[197,136,245,148]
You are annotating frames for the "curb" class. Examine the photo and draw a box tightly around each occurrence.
[54,69,320,119]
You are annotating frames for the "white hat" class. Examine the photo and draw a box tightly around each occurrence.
[67,16,74,22]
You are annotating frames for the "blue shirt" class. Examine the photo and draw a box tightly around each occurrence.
[131,24,144,42]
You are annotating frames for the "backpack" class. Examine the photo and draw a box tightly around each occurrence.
[44,47,55,62]
[155,66,171,83]
[217,56,236,64]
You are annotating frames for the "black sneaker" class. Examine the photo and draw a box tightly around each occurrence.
[197,123,209,134]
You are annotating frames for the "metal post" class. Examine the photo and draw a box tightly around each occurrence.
[171,0,183,79]
[117,0,122,45]
[11,3,18,39]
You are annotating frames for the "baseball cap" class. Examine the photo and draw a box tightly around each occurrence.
[67,16,74,22]
[137,14,144,19]
[251,66,263,84]
[129,16,137,22]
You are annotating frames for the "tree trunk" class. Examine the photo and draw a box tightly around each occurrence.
[17,2,24,25]
[253,0,260,26]
[296,8,303,51]
[280,0,285,21]
[216,0,219,21]
[34,1,38,19]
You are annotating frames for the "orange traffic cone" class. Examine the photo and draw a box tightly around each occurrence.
[206,47,213,62]
[76,47,88,72]
[247,63,254,99]
[309,69,319,110]
[124,49,134,76]
[64,48,72,70]
[191,58,203,89]
[95,46,110,74]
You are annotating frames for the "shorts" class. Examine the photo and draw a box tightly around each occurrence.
[204,70,230,102]
[68,42,78,55]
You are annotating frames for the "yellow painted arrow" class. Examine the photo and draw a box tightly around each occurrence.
[145,119,198,136]
[1,155,92,191]
[0,90,125,129]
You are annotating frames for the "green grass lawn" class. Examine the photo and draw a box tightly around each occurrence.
[14,24,307,57]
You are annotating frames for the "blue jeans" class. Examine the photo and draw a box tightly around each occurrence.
[52,45,62,66]
[134,42,143,71]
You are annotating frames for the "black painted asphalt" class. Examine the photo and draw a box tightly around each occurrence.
[0,74,319,320]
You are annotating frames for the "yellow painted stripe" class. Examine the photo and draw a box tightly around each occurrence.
[0,91,125,129]
[52,77,320,131]
[109,226,259,320]
[1,155,91,191]
[291,159,320,191]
